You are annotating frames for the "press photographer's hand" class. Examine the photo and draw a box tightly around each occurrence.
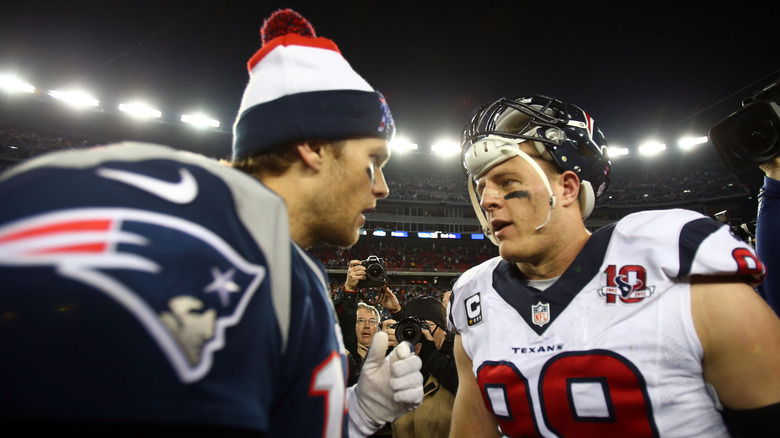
[760,156,780,180]
[379,286,401,313]
[382,319,398,348]
[345,259,367,291]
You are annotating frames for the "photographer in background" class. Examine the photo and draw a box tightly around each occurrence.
[390,297,457,438]
[344,258,402,315]
[356,303,381,360]
[757,156,780,315]
[335,259,403,386]
[710,77,780,317]
[350,302,383,387]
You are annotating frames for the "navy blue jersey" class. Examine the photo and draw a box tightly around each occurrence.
[757,176,780,316]
[0,143,348,436]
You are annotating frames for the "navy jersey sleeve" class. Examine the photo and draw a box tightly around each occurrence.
[757,175,780,316]
[0,143,292,433]
[268,246,348,437]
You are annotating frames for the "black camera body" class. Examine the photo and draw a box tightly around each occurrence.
[356,255,388,288]
[709,78,780,173]
[393,316,429,345]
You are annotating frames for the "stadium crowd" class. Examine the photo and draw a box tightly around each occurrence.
[382,166,749,208]
[310,239,494,273]
[0,117,757,312]
[312,238,489,315]
[602,168,748,205]
[328,276,452,321]
[1,119,749,208]
[0,119,107,164]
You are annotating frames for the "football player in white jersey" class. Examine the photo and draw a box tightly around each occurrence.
[448,95,780,437]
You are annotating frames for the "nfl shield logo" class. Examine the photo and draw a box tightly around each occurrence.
[532,301,550,327]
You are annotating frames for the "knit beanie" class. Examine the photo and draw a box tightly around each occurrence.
[232,9,395,160]
[404,297,446,329]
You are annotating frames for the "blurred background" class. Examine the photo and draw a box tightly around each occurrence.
[2,1,775,314]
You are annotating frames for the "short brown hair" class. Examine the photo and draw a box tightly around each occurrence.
[231,139,346,178]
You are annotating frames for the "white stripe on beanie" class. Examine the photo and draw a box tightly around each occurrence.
[237,34,375,116]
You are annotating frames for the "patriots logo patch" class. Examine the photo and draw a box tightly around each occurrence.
[0,207,266,383]
[377,92,396,141]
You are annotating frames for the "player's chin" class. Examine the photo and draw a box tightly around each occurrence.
[497,241,525,263]
[326,226,361,249]
[343,219,363,245]
[343,230,360,248]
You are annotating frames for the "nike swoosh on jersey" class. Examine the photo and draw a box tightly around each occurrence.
[97,167,199,204]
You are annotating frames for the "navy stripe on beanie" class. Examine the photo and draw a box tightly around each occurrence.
[233,90,393,160]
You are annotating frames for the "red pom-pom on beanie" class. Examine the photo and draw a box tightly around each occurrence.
[260,9,316,45]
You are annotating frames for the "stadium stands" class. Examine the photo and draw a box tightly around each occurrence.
[0,96,762,307]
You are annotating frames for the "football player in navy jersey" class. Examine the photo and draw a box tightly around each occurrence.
[757,156,780,316]
[448,94,780,437]
[0,9,422,438]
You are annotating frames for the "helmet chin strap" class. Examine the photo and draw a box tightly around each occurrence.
[467,178,498,245]
[512,148,556,231]
[467,136,557,245]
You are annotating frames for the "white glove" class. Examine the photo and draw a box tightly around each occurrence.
[349,331,423,433]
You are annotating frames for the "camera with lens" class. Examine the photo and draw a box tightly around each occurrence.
[356,255,388,288]
[710,77,780,173]
[392,316,430,345]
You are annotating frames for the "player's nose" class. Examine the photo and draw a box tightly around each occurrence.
[480,188,502,210]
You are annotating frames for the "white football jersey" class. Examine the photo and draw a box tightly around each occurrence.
[449,209,764,437]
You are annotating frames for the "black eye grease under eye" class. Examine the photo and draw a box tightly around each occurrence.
[366,166,375,184]
[504,190,530,200]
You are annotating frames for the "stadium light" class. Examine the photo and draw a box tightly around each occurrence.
[430,139,460,156]
[638,140,666,156]
[118,102,162,119]
[0,74,35,94]
[678,135,709,150]
[607,146,629,158]
[48,89,99,108]
[390,136,418,152]
[181,113,220,128]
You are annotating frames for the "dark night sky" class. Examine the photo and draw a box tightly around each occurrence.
[1,1,777,157]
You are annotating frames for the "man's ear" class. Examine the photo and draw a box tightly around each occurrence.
[559,171,581,208]
[297,142,324,172]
